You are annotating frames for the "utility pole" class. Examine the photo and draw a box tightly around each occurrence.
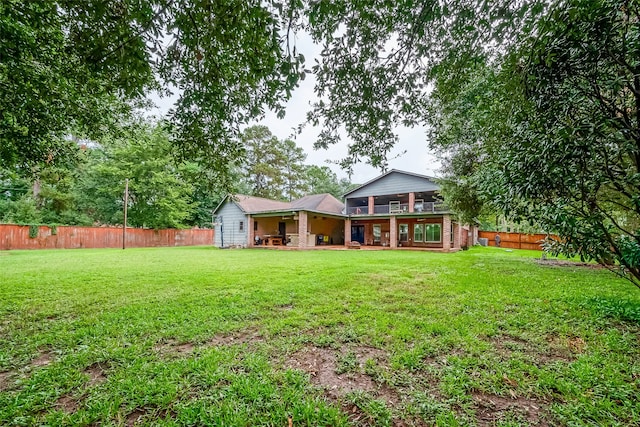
[123,179,129,250]
[219,216,224,248]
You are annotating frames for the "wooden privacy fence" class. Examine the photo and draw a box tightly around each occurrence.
[478,231,556,251]
[0,224,214,250]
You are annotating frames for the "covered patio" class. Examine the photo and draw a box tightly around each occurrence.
[345,214,469,250]
[248,210,344,249]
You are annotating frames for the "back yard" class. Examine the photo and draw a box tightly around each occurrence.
[0,247,638,426]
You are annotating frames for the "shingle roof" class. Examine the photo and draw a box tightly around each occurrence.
[223,193,344,215]
[291,194,344,215]
[231,195,291,213]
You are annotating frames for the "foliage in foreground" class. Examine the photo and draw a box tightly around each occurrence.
[430,0,640,287]
[0,247,638,426]
[0,0,303,175]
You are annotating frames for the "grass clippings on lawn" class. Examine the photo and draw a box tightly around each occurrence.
[0,246,639,426]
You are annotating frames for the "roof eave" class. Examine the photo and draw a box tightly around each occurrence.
[212,194,240,215]
[250,208,346,218]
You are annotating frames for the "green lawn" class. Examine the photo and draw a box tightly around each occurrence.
[0,247,639,426]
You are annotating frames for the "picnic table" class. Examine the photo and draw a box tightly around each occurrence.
[262,235,283,246]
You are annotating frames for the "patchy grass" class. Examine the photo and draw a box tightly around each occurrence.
[0,246,639,426]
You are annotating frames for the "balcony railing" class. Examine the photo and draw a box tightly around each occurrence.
[346,202,448,215]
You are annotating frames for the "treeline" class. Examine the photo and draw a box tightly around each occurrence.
[0,123,355,229]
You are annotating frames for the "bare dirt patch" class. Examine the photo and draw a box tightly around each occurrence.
[207,327,264,347]
[545,334,586,359]
[488,335,572,364]
[343,402,377,426]
[123,406,174,426]
[423,348,467,366]
[535,259,603,269]
[154,339,195,357]
[472,392,548,426]
[567,337,586,353]
[0,371,14,391]
[284,345,398,404]
[55,393,80,413]
[125,408,146,426]
[84,362,108,386]
[31,352,54,367]
[353,345,387,363]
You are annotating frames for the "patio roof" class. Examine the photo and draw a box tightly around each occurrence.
[232,195,291,213]
[215,193,345,216]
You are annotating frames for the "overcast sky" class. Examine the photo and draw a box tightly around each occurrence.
[150,32,441,185]
[253,68,440,184]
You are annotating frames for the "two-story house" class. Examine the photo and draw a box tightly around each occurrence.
[212,169,476,250]
[343,169,475,250]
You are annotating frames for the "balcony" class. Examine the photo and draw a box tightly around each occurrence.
[346,201,448,215]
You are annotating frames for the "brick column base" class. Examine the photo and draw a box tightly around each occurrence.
[344,218,351,246]
[442,215,452,251]
[390,216,397,249]
[298,211,308,248]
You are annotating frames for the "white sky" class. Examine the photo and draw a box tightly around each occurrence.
[253,67,440,183]
[150,33,440,184]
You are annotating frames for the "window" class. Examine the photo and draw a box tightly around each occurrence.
[451,222,454,243]
[399,224,409,242]
[373,224,381,243]
[239,221,244,231]
[254,221,258,231]
[425,224,441,242]
[414,224,424,242]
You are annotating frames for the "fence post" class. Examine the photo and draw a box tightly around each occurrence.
[122,178,129,250]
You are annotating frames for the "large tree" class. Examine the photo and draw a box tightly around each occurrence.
[428,0,640,287]
[1,0,540,173]
[239,125,308,201]
[497,0,640,287]
[77,123,196,229]
[303,0,546,172]
[305,165,357,199]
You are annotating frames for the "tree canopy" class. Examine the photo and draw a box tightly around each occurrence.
[237,125,355,201]
[0,0,304,172]
[428,0,640,287]
[0,122,355,228]
[1,0,544,171]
